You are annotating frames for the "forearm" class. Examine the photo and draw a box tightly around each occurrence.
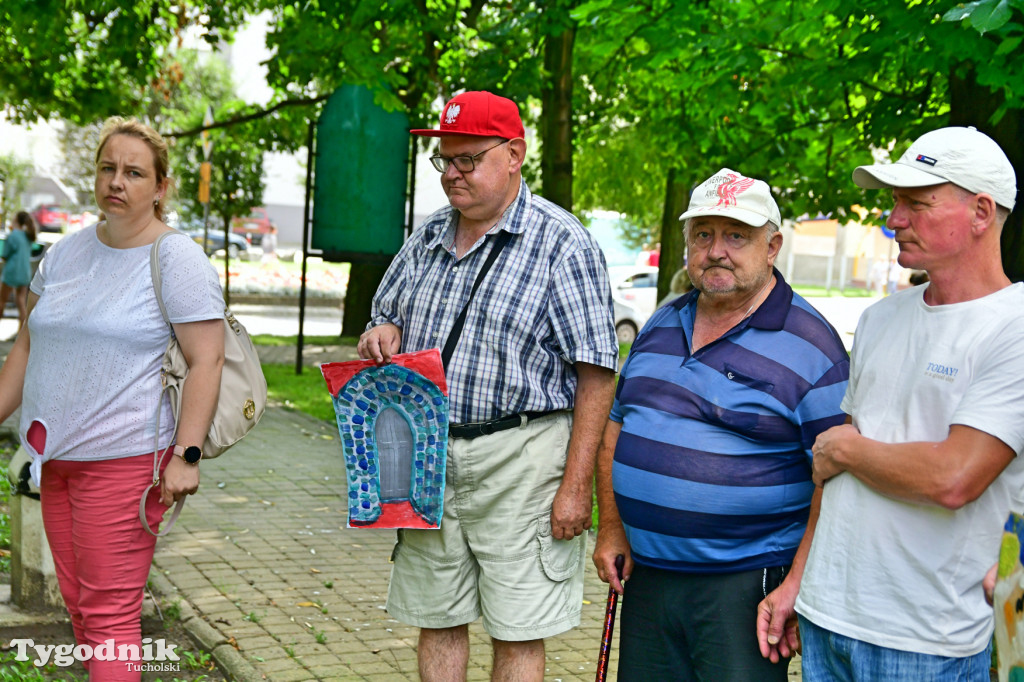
[563,363,616,490]
[782,486,821,587]
[0,330,29,423]
[819,424,1014,509]
[595,419,624,529]
[174,356,223,448]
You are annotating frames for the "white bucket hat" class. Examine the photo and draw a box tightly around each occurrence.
[852,126,1017,211]
[678,168,782,228]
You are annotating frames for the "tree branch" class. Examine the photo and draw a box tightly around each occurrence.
[161,93,332,138]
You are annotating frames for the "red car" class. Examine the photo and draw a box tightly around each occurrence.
[231,207,272,246]
[32,204,69,232]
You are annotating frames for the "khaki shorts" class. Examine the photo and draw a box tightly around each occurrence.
[386,412,587,641]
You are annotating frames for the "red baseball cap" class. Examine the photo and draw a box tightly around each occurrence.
[410,91,525,139]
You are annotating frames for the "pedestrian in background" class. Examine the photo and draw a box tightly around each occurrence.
[1,210,37,332]
[358,90,618,681]
[0,116,225,681]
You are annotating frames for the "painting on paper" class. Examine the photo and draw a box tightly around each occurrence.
[321,349,448,529]
[995,512,1024,682]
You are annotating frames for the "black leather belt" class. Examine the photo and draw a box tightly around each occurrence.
[449,410,560,440]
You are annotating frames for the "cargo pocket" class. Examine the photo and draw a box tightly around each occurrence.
[535,515,582,582]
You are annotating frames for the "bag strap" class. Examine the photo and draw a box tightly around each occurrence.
[440,230,512,369]
[141,231,188,537]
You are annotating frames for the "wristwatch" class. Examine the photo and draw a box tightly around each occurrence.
[173,445,203,464]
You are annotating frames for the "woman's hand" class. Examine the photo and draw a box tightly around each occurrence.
[160,454,200,506]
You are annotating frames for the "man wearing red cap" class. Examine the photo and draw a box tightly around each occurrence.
[358,91,618,681]
[790,127,1024,680]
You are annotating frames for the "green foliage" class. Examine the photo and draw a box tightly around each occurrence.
[0,153,34,227]
[261,363,336,423]
[0,1,257,124]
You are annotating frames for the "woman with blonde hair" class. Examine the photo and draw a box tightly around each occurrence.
[0,116,225,681]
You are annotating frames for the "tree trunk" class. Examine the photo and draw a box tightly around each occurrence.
[657,167,691,303]
[541,23,576,211]
[948,66,1024,282]
[341,262,391,338]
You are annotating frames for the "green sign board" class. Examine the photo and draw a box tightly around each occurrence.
[312,85,409,263]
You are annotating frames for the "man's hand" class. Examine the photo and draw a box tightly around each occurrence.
[550,480,592,540]
[984,563,998,606]
[756,578,801,663]
[811,423,862,486]
[593,524,632,594]
[357,323,402,364]
[160,455,200,506]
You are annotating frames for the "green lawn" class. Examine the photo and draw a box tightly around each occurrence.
[792,284,879,298]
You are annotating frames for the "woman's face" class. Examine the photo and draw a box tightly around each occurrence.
[94,134,166,223]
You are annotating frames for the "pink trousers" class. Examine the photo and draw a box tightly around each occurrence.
[40,450,170,682]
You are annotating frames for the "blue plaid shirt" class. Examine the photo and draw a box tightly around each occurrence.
[369,181,618,424]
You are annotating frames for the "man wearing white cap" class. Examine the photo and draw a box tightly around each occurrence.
[593,168,849,680]
[793,127,1024,680]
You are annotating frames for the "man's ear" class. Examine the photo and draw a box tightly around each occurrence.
[507,138,527,173]
[971,193,998,236]
[766,229,783,265]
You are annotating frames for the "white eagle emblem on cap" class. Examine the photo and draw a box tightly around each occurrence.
[444,104,461,125]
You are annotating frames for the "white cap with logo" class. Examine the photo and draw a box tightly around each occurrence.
[678,168,782,228]
[852,126,1017,211]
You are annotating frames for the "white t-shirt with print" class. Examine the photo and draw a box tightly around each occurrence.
[797,283,1024,657]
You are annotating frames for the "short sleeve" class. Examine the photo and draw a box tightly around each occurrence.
[157,234,225,323]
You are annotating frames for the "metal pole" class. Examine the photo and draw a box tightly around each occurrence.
[405,135,417,239]
[224,216,230,308]
[297,116,316,375]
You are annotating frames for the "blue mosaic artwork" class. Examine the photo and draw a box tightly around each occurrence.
[328,361,448,528]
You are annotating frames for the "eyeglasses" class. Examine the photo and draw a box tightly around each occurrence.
[429,140,509,173]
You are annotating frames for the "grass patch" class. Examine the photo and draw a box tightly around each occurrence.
[792,284,878,298]
[251,334,357,347]
[262,363,336,423]
[0,440,15,576]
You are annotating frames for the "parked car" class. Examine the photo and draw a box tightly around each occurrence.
[32,204,69,232]
[610,265,659,345]
[182,228,250,259]
[231,207,273,246]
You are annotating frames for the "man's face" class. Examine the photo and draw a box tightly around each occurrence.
[887,184,973,272]
[686,216,781,298]
[437,135,513,222]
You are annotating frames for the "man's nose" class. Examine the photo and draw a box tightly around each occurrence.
[887,205,908,230]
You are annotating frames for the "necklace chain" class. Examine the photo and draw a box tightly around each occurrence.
[741,275,774,321]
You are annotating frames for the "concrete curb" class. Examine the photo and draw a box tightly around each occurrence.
[148,570,265,682]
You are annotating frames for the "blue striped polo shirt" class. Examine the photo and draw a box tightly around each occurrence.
[610,269,849,573]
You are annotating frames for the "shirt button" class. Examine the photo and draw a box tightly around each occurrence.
[727,372,735,380]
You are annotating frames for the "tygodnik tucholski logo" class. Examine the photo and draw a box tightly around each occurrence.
[9,637,181,672]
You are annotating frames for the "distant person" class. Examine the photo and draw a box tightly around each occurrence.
[656,266,693,307]
[647,241,661,266]
[794,126,1024,680]
[594,168,849,681]
[357,90,617,681]
[908,270,929,286]
[1,210,37,332]
[636,242,652,266]
[0,116,225,681]
[261,223,278,263]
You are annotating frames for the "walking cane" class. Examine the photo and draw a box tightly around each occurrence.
[595,554,625,682]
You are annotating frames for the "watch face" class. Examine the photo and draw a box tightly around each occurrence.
[183,446,202,464]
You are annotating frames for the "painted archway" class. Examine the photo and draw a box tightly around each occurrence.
[322,351,449,528]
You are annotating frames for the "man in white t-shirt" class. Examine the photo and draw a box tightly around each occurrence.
[781,127,1024,680]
